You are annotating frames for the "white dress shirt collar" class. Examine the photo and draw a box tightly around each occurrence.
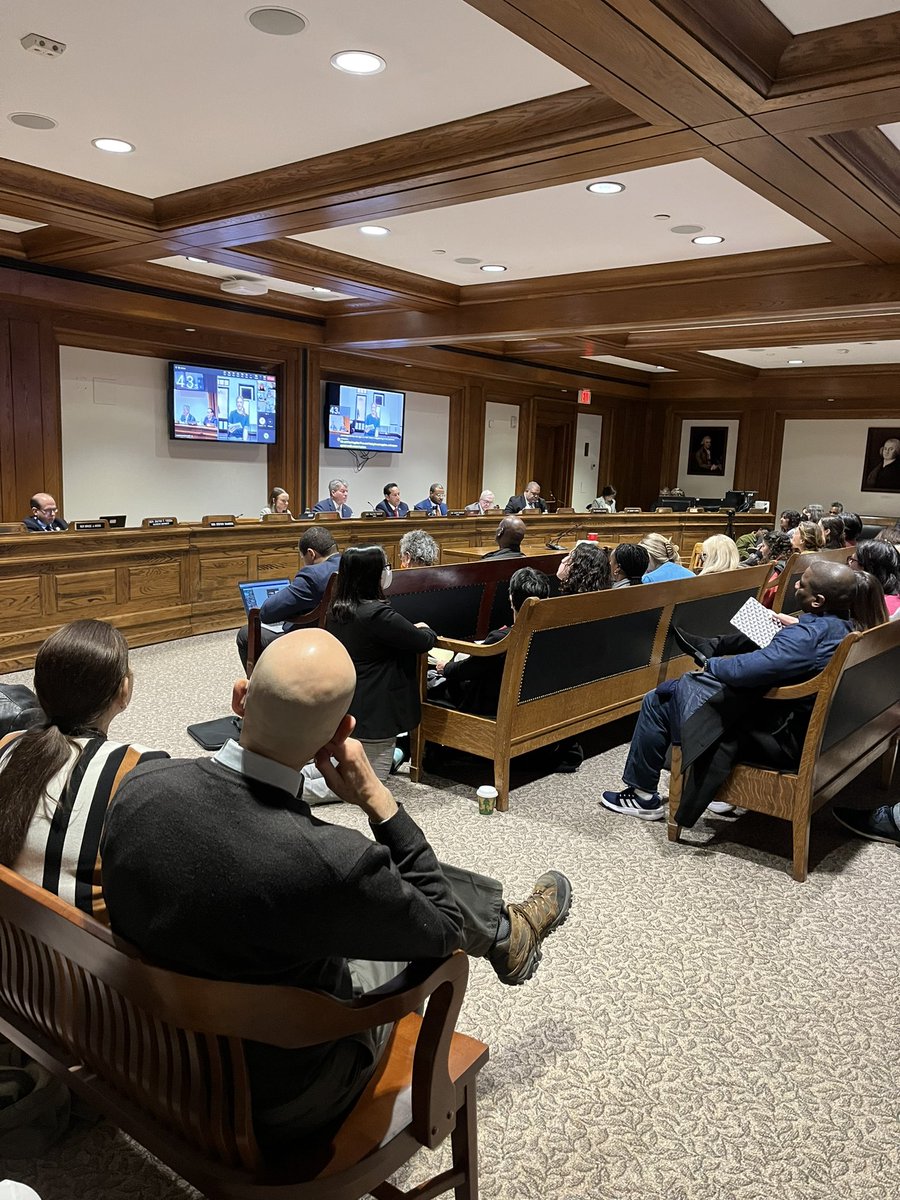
[213,738,302,797]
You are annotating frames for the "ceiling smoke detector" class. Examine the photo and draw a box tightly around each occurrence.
[21,32,67,57]
[220,277,269,296]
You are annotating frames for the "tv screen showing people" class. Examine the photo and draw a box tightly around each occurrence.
[324,382,405,453]
[169,363,277,444]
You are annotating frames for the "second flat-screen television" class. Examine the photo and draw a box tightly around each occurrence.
[169,362,278,444]
[324,382,405,453]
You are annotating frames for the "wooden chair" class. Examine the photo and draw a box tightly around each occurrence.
[0,867,489,1200]
[667,618,900,880]
[687,541,704,571]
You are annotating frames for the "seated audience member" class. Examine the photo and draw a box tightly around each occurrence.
[751,531,794,607]
[735,528,764,561]
[802,503,825,523]
[432,567,551,716]
[557,543,612,594]
[819,515,846,550]
[236,528,340,669]
[312,479,352,518]
[640,533,693,583]
[505,482,547,514]
[399,528,439,568]
[698,534,740,575]
[23,493,68,532]
[483,516,527,560]
[600,561,863,822]
[325,546,434,779]
[589,485,617,513]
[375,483,409,519]
[464,490,497,514]
[779,509,802,533]
[829,501,844,515]
[0,620,167,919]
[848,570,889,628]
[792,520,825,554]
[610,543,649,587]
[850,540,900,616]
[101,630,572,1149]
[259,486,291,518]
[875,523,900,550]
[841,511,863,548]
[413,484,448,517]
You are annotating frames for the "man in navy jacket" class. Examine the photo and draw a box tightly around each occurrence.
[413,483,448,517]
[23,493,68,532]
[236,527,340,668]
[312,479,352,518]
[375,483,409,519]
[602,560,859,822]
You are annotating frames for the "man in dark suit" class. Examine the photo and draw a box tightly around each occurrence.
[505,481,547,514]
[375,483,409,519]
[312,479,353,518]
[23,493,68,532]
[236,527,340,668]
[432,567,551,715]
[482,516,526,560]
[413,483,448,517]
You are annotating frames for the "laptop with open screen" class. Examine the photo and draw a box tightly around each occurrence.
[238,579,291,618]
[99,514,127,528]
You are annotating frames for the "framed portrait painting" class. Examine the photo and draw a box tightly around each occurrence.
[685,426,728,477]
[861,427,900,493]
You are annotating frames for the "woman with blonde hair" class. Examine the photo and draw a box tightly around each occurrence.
[791,521,825,554]
[698,534,740,575]
[639,532,693,583]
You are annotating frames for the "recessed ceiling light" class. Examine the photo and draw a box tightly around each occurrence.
[692,235,724,245]
[92,137,134,154]
[8,112,57,130]
[359,224,390,236]
[432,249,446,255]
[247,8,307,35]
[827,397,835,402]
[331,50,385,75]
[653,213,671,220]
[787,359,804,364]
[184,327,196,332]
[586,181,625,195]
[480,264,507,273]
[655,365,666,370]
[185,256,207,263]
[310,286,331,293]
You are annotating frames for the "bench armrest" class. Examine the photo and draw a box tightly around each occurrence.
[434,635,509,657]
[763,674,825,701]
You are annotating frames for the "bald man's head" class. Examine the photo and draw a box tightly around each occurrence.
[795,559,857,616]
[497,516,526,549]
[240,629,356,769]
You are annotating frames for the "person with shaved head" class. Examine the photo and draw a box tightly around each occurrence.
[482,515,527,559]
[101,629,571,1150]
[602,560,867,822]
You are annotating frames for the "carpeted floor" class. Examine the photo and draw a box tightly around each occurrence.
[1,628,898,1200]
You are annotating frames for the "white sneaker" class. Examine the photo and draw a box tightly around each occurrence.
[707,800,736,815]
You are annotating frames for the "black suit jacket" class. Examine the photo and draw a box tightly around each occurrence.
[22,516,68,531]
[504,494,547,514]
[325,600,436,739]
[374,500,410,519]
[441,627,510,716]
[482,547,525,560]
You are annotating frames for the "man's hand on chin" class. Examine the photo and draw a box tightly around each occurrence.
[314,737,398,824]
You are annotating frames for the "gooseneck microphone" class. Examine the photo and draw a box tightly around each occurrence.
[545,525,580,551]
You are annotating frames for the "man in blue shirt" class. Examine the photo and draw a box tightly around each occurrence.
[236,527,340,669]
[601,560,859,821]
[413,484,448,517]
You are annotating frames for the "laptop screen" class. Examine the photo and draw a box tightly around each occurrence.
[238,579,290,614]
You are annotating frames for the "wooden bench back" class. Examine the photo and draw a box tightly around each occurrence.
[0,867,469,1177]
[771,548,850,612]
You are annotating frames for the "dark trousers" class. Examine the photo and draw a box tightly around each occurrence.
[236,623,284,671]
[623,688,673,793]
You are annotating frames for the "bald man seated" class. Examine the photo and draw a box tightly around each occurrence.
[101,629,572,1151]
[22,492,68,532]
[482,515,527,559]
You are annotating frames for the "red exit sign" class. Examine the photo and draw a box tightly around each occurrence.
[577,388,591,405]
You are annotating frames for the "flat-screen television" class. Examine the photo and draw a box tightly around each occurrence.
[168,362,277,444]
[324,382,405,453]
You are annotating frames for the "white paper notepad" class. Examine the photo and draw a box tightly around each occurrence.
[730,597,784,648]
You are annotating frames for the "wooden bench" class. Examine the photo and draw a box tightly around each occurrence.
[666,617,900,880]
[770,547,850,612]
[411,566,770,810]
[0,866,489,1200]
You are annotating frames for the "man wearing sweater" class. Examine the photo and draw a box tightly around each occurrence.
[101,629,571,1150]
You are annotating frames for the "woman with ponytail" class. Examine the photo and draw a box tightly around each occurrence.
[0,620,167,920]
[639,532,694,583]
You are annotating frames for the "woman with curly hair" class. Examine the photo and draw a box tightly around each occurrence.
[557,542,612,594]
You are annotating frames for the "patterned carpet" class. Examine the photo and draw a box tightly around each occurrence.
[1,628,898,1200]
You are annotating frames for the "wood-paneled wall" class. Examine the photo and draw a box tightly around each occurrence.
[0,312,61,519]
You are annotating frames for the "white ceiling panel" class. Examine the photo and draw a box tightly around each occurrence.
[880,123,900,152]
[294,159,827,283]
[0,0,585,197]
[760,1,900,34]
[702,340,900,368]
[583,355,675,373]
[0,214,45,232]
[150,256,351,300]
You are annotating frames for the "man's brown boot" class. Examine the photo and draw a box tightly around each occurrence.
[489,871,572,986]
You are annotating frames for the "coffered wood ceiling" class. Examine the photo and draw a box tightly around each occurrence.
[1,0,899,389]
